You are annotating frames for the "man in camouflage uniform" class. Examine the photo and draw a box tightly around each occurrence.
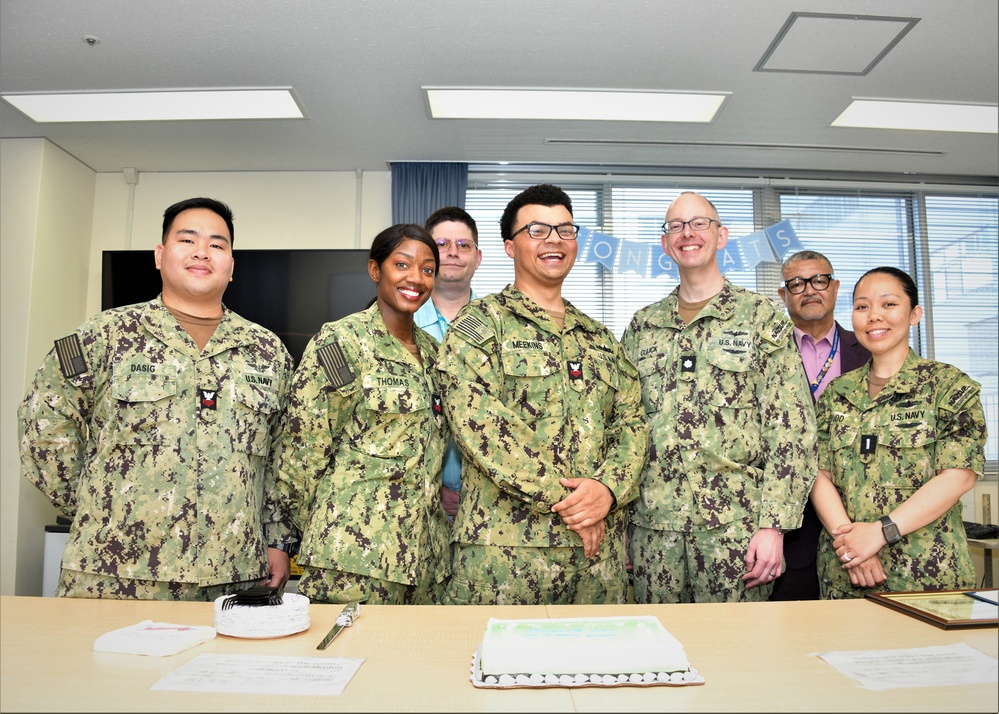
[438,183,648,605]
[18,197,296,600]
[621,191,816,603]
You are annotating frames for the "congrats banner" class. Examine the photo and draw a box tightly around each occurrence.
[578,220,803,279]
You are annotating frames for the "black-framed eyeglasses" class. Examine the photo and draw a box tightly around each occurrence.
[510,222,580,241]
[434,238,477,253]
[662,217,719,234]
[784,273,834,294]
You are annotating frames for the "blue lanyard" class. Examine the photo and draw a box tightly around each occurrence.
[809,329,840,395]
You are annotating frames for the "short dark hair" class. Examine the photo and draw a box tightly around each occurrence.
[425,206,478,244]
[369,223,440,273]
[162,197,235,245]
[500,183,573,241]
[782,250,833,277]
[853,266,919,307]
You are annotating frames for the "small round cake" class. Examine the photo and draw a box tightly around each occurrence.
[214,592,310,638]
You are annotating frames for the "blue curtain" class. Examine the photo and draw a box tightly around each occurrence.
[390,162,468,225]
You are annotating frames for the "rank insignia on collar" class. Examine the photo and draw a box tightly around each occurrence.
[199,387,218,410]
[433,394,443,415]
[567,360,583,380]
[681,355,696,372]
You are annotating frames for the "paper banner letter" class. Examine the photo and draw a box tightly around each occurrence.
[765,220,802,259]
[651,244,679,280]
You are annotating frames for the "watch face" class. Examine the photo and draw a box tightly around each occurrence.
[882,519,901,543]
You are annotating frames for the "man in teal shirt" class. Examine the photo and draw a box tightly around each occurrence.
[414,206,482,521]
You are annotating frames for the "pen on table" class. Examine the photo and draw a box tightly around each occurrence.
[963,591,999,606]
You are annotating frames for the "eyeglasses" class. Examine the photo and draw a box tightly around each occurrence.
[662,217,719,234]
[783,273,834,294]
[434,238,477,253]
[510,222,580,241]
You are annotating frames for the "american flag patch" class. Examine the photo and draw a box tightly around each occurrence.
[317,340,356,389]
[54,335,88,378]
[452,314,491,344]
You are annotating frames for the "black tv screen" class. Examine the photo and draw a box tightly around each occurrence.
[102,249,377,366]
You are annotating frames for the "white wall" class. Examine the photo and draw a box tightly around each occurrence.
[2,138,95,596]
[1,138,391,595]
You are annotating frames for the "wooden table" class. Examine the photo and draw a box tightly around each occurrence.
[1,596,996,712]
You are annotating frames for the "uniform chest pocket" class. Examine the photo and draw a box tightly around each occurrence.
[360,385,432,458]
[702,349,755,408]
[232,380,281,455]
[633,355,667,415]
[876,412,937,490]
[500,349,559,378]
[110,368,179,445]
[499,347,560,421]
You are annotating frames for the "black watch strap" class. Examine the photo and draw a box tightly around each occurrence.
[880,516,901,545]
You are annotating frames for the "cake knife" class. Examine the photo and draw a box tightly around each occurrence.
[316,601,361,650]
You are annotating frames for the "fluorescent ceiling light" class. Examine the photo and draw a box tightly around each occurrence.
[1,89,303,123]
[425,88,728,122]
[832,99,997,133]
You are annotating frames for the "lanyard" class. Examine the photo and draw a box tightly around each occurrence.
[809,329,839,396]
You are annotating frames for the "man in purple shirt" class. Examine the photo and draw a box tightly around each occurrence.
[771,250,871,601]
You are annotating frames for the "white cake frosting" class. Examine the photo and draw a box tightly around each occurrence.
[213,592,310,639]
[479,616,690,678]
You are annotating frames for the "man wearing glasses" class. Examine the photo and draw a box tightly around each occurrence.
[771,250,870,601]
[415,206,483,522]
[437,183,647,605]
[621,191,816,604]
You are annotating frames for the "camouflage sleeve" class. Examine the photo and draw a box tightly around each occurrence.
[590,344,648,511]
[815,387,834,474]
[261,342,299,546]
[17,330,99,518]
[274,331,360,532]
[438,309,567,512]
[934,368,987,477]
[755,308,818,530]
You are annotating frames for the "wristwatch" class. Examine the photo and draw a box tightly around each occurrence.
[268,541,300,556]
[880,516,902,545]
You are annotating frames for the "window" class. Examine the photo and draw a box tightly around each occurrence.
[466,175,998,467]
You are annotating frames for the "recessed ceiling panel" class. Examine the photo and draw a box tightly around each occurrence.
[755,12,920,75]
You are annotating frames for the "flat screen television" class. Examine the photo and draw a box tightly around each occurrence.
[102,249,377,366]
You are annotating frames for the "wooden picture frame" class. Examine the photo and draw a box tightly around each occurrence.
[866,589,999,630]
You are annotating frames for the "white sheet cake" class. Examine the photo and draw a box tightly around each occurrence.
[473,615,703,688]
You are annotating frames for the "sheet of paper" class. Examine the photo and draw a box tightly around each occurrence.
[815,643,998,691]
[94,620,216,657]
[150,653,365,696]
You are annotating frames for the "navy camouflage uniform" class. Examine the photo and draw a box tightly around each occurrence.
[275,305,450,605]
[18,297,296,599]
[621,280,817,603]
[437,285,647,605]
[816,350,986,599]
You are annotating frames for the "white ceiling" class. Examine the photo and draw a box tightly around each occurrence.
[1,0,997,182]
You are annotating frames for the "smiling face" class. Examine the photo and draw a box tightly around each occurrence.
[430,219,481,291]
[154,207,234,313]
[369,237,436,318]
[505,203,578,296]
[779,257,840,330]
[661,192,728,274]
[852,271,923,363]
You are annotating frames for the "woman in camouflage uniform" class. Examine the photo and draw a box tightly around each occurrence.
[811,266,987,598]
[275,224,451,605]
